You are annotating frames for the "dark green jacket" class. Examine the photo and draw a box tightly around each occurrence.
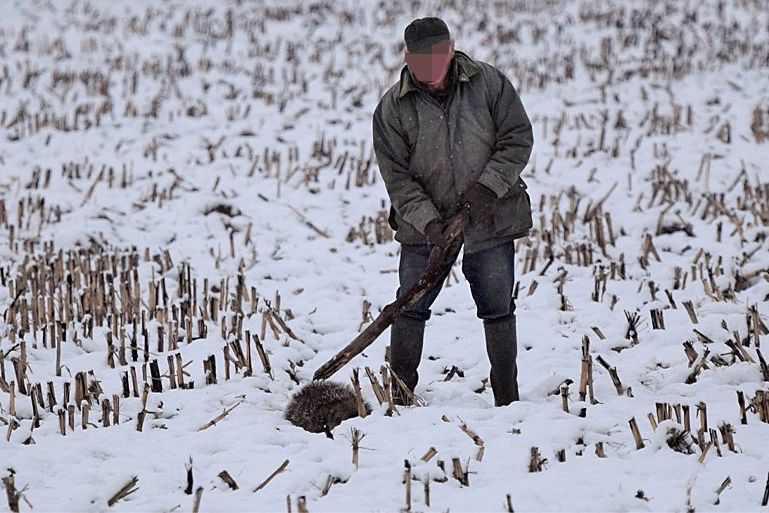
[372,51,533,253]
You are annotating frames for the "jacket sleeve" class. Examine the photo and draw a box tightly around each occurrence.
[475,69,533,198]
[372,96,440,234]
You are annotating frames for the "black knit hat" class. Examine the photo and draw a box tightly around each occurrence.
[404,17,450,51]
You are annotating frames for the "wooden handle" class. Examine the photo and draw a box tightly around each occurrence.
[312,209,468,381]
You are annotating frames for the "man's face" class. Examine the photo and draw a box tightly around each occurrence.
[405,40,454,84]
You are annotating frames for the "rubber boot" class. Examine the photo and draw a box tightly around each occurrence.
[388,315,425,405]
[483,314,520,406]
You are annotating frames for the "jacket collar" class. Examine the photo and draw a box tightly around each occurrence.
[398,50,481,98]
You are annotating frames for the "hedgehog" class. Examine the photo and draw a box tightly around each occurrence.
[285,381,371,438]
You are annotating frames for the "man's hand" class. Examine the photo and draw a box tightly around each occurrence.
[460,182,497,227]
[424,218,451,248]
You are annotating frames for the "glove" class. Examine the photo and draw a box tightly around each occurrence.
[424,218,450,248]
[460,182,497,228]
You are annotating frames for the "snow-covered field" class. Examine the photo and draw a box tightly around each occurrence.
[1,0,769,511]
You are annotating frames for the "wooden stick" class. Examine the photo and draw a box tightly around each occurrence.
[175,354,185,388]
[388,364,423,407]
[364,366,386,405]
[710,429,723,457]
[594,442,606,458]
[698,443,711,464]
[578,335,597,406]
[624,311,640,344]
[118,328,127,366]
[596,355,624,395]
[253,460,289,493]
[726,337,755,363]
[656,402,669,423]
[8,381,15,418]
[149,360,163,392]
[404,460,412,510]
[719,423,736,453]
[561,385,569,413]
[252,334,273,378]
[459,421,484,447]
[664,289,677,309]
[191,487,203,513]
[714,476,731,505]
[757,348,769,382]
[686,348,711,384]
[320,475,336,497]
[578,339,590,403]
[46,381,56,411]
[288,205,331,238]
[270,309,301,342]
[130,367,139,397]
[58,408,66,436]
[647,413,658,431]
[420,447,437,462]
[196,398,244,431]
[451,457,469,485]
[682,301,698,324]
[107,476,139,507]
[683,341,699,365]
[350,369,368,418]
[184,458,194,495]
[223,346,231,380]
[101,398,111,427]
[381,366,395,416]
[68,404,75,431]
[697,401,708,432]
[528,447,545,473]
[629,417,645,449]
[350,428,365,469]
[737,391,749,424]
[583,182,617,222]
[2,472,20,513]
[167,356,177,390]
[55,326,62,377]
[650,309,665,330]
[244,330,253,377]
[313,211,468,380]
[218,471,239,491]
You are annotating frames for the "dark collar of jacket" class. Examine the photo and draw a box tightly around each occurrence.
[397,50,481,99]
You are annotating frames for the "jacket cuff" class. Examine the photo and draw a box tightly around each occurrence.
[476,171,508,198]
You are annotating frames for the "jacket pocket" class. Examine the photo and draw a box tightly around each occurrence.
[494,179,533,238]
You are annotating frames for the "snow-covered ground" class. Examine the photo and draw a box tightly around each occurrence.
[1,0,769,511]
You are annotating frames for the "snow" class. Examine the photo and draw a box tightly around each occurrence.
[1,0,769,511]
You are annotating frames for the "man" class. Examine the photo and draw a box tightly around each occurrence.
[372,17,533,406]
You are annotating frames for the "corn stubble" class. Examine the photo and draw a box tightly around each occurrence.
[1,0,769,510]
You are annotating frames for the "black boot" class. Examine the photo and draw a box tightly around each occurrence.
[484,314,519,406]
[388,315,425,404]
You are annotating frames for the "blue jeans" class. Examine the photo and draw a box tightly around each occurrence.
[396,241,516,322]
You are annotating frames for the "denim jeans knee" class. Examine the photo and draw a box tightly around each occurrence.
[461,242,516,320]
